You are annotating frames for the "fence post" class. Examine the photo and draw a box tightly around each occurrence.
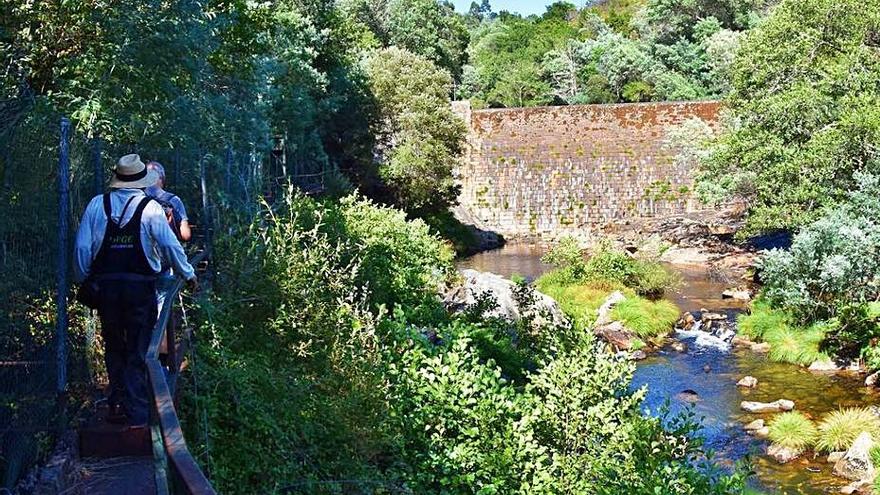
[224,145,232,198]
[174,149,181,189]
[56,117,71,394]
[92,137,103,195]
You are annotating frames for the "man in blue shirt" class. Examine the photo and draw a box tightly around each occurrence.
[146,161,191,242]
[145,161,193,317]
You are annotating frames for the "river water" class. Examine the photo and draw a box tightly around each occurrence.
[458,244,880,494]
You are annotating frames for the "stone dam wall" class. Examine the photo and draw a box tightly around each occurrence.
[452,100,722,241]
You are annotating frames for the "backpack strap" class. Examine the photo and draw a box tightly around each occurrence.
[103,193,138,227]
[102,193,111,220]
[130,196,154,224]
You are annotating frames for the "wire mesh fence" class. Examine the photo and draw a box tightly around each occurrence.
[0,94,335,489]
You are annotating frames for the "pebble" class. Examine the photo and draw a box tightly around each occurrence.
[737,376,758,388]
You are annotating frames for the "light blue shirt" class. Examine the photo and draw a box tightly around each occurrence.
[74,188,196,283]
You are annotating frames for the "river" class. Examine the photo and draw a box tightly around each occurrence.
[458,244,880,494]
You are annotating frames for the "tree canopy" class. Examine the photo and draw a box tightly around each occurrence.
[699,0,880,234]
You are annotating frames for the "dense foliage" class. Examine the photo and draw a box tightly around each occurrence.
[188,194,746,494]
[739,173,880,364]
[459,0,772,107]
[698,0,880,235]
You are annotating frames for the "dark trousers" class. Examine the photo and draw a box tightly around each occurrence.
[97,279,157,425]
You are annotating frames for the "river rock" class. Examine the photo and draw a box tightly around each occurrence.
[840,480,869,495]
[444,270,569,328]
[743,419,764,431]
[677,312,697,331]
[595,321,636,350]
[670,341,687,353]
[677,389,700,403]
[737,376,758,388]
[741,399,795,413]
[865,372,880,388]
[829,452,846,463]
[701,312,727,321]
[809,359,842,372]
[768,443,802,464]
[834,432,876,481]
[721,287,752,301]
[751,342,771,353]
[595,291,627,327]
[630,350,647,360]
[732,335,755,347]
[755,427,770,438]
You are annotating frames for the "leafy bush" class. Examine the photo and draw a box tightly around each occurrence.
[768,412,818,451]
[816,408,880,453]
[192,192,746,494]
[542,237,679,298]
[759,174,880,323]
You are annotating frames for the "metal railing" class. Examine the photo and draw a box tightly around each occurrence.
[146,250,215,495]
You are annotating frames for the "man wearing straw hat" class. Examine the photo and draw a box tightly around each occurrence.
[74,154,197,426]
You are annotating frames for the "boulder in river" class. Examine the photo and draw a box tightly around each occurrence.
[593,292,640,351]
[834,432,876,481]
[840,480,870,495]
[743,419,764,431]
[809,359,842,372]
[741,399,795,413]
[595,321,636,350]
[755,427,770,438]
[828,452,846,463]
[751,342,771,353]
[670,341,687,353]
[767,443,802,464]
[676,389,700,403]
[676,312,697,331]
[721,287,752,301]
[444,269,569,328]
[737,376,758,388]
[866,372,880,388]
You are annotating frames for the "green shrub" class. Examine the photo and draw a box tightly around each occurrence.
[816,408,880,453]
[768,412,818,451]
[194,193,746,494]
[759,174,880,323]
[542,237,679,298]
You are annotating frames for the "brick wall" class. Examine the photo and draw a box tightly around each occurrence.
[453,100,721,240]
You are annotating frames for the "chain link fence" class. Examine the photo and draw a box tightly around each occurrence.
[0,94,336,489]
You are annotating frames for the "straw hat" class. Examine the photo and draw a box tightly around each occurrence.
[109,154,158,189]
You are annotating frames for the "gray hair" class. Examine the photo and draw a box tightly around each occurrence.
[147,161,166,182]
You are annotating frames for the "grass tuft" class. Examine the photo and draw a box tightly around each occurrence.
[816,408,880,452]
[609,296,679,339]
[768,412,817,451]
[738,300,832,366]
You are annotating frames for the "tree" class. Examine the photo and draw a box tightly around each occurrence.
[385,0,470,78]
[699,0,880,235]
[363,47,466,212]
